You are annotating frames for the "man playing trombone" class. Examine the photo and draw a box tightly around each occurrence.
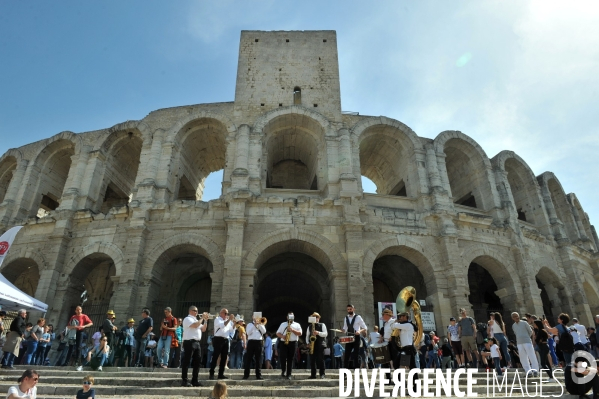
[209,308,236,380]
[243,313,267,380]
[181,306,207,387]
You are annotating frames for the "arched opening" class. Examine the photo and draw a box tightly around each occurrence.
[149,244,213,319]
[468,263,504,323]
[174,118,227,201]
[293,87,301,105]
[443,139,491,210]
[62,253,116,330]
[0,258,40,297]
[264,114,322,190]
[361,176,377,194]
[359,126,414,196]
[569,195,596,251]
[505,158,542,224]
[254,241,332,334]
[536,278,555,326]
[32,139,75,218]
[547,178,579,242]
[98,130,143,213]
[372,255,428,304]
[535,267,569,326]
[0,156,17,204]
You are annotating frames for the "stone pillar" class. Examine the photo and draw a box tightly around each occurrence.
[221,198,248,314]
[248,132,262,196]
[121,222,150,316]
[134,129,164,204]
[539,181,568,241]
[76,151,106,211]
[231,125,250,191]
[59,147,91,211]
[338,129,359,197]
[154,141,180,204]
[343,222,369,325]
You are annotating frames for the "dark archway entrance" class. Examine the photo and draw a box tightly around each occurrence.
[1,258,40,297]
[468,262,504,323]
[537,277,556,326]
[151,247,213,319]
[255,252,331,336]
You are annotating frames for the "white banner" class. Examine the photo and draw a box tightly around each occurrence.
[0,226,23,268]
[421,311,436,332]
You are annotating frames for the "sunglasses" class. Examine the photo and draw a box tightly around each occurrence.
[83,381,92,385]
[190,309,198,312]
[31,377,39,381]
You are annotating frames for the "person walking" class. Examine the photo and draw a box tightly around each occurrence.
[511,312,539,376]
[181,306,207,387]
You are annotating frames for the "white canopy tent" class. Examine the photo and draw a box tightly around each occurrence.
[0,226,48,313]
[0,272,48,312]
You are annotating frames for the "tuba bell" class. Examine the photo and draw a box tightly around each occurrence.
[392,286,424,347]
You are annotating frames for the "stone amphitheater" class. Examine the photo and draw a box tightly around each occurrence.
[0,30,597,336]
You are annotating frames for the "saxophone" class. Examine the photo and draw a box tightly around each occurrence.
[284,319,292,345]
[393,286,424,347]
[309,321,316,354]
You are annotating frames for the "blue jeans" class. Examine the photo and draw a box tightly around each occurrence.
[2,352,16,367]
[25,341,39,365]
[493,357,502,375]
[426,350,441,368]
[156,336,172,366]
[230,350,243,369]
[207,349,214,368]
[494,333,511,365]
[85,353,107,369]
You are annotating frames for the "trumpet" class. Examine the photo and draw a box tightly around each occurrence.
[254,316,267,326]
[200,312,216,320]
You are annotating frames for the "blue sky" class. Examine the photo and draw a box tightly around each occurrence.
[1,1,598,226]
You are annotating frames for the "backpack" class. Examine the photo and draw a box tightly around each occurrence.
[557,324,574,354]
[476,330,485,345]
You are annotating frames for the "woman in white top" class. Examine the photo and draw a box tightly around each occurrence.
[488,312,512,368]
[7,369,38,399]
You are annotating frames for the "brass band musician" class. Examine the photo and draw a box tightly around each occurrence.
[276,312,303,380]
[243,313,266,380]
[379,308,397,369]
[209,308,236,380]
[305,312,328,379]
[342,304,367,370]
[392,311,417,371]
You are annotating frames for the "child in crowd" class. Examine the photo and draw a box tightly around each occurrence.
[75,375,95,399]
[486,338,503,376]
[145,333,157,368]
[208,381,227,399]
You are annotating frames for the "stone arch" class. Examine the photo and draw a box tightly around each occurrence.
[434,131,496,210]
[0,153,19,204]
[63,241,125,279]
[538,172,579,242]
[164,111,237,143]
[461,246,522,321]
[26,132,81,217]
[165,115,232,201]
[243,227,345,275]
[350,116,423,151]
[492,150,549,226]
[535,266,571,325]
[253,105,333,136]
[142,232,224,281]
[92,124,145,213]
[1,245,47,298]
[568,193,595,251]
[257,110,329,190]
[351,117,424,197]
[583,279,599,314]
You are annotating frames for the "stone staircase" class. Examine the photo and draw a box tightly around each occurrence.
[0,365,576,398]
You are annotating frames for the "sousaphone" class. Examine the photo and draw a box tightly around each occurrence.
[391,286,424,347]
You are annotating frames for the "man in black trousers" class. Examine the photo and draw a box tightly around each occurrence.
[181,306,207,387]
[209,308,236,380]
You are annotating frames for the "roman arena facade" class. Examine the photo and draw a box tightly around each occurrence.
[1,30,598,334]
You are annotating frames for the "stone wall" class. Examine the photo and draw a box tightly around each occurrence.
[1,30,598,336]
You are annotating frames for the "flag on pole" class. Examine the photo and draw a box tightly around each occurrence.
[0,226,23,268]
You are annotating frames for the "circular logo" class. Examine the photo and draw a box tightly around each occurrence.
[0,241,9,256]
[571,350,597,385]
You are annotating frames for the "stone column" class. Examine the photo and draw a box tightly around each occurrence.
[76,151,106,211]
[221,198,248,314]
[342,222,368,325]
[134,129,164,204]
[248,132,262,195]
[59,147,91,211]
[539,181,568,241]
[338,129,359,197]
[231,125,250,191]
[154,141,180,204]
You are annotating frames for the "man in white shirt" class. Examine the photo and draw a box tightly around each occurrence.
[572,318,589,346]
[342,304,367,370]
[306,312,328,379]
[181,305,207,387]
[209,308,236,380]
[391,312,417,370]
[378,308,396,369]
[243,314,267,380]
[276,312,303,380]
